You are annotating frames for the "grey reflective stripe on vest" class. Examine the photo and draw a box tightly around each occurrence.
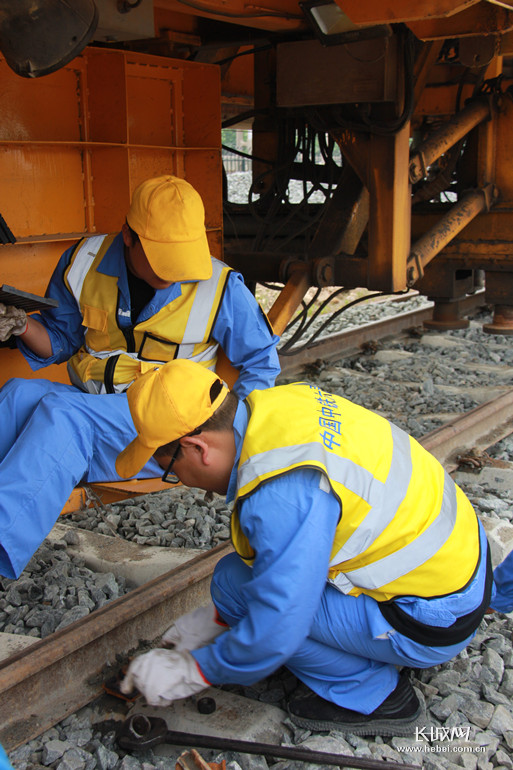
[328,422,412,565]
[84,343,216,369]
[67,365,133,395]
[83,345,138,361]
[177,342,218,366]
[66,235,108,303]
[334,470,457,590]
[176,257,227,361]
[180,347,218,369]
[236,424,458,592]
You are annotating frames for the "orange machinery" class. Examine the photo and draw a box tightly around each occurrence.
[2,0,513,506]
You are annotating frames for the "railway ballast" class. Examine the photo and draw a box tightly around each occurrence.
[3,297,513,770]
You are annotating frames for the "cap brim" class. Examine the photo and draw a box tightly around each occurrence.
[116,436,156,479]
[139,233,213,283]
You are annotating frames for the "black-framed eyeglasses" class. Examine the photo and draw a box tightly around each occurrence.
[160,429,201,485]
[161,443,181,484]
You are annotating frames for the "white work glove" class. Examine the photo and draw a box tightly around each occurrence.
[162,601,227,651]
[120,648,208,707]
[0,303,27,342]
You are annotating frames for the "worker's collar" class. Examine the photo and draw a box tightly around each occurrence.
[96,232,126,277]
[96,232,186,312]
[225,399,248,504]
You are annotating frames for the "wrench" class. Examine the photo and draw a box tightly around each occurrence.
[117,714,418,770]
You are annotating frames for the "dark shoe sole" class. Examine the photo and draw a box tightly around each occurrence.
[287,704,423,737]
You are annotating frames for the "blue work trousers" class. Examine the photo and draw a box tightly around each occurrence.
[211,553,477,714]
[0,745,13,770]
[0,378,161,579]
[491,549,513,613]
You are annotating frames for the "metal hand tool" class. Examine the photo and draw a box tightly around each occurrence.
[117,713,418,770]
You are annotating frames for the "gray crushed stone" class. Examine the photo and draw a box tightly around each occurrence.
[67,488,232,549]
[6,298,513,769]
[0,544,128,639]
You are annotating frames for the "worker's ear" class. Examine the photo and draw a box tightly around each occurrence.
[180,433,211,466]
[121,222,133,248]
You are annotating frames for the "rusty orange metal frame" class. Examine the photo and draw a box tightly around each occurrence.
[337,0,513,26]
[0,47,222,388]
[155,0,306,32]
[0,47,223,510]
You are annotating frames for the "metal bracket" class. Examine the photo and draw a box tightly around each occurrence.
[312,257,335,287]
[407,251,424,287]
[279,257,308,284]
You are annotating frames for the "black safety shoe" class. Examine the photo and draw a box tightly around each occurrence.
[287,672,422,737]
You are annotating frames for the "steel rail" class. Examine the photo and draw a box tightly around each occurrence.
[278,291,485,376]
[423,388,513,472]
[0,542,233,751]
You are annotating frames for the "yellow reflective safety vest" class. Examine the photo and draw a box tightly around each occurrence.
[231,382,480,602]
[63,234,232,393]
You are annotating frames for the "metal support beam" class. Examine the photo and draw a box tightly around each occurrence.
[407,186,495,286]
[336,122,411,291]
[409,98,492,184]
[483,270,513,334]
[423,297,471,330]
[408,4,513,40]
[267,264,311,336]
[412,40,444,109]
[367,123,412,291]
[251,48,278,197]
[308,165,369,259]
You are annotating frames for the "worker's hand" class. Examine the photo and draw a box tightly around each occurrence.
[121,649,208,707]
[0,303,27,342]
[162,601,227,651]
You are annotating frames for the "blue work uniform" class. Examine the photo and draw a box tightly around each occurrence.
[193,401,493,714]
[0,236,280,579]
[490,550,513,613]
[0,745,13,770]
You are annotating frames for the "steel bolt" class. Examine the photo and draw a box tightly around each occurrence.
[197,696,216,714]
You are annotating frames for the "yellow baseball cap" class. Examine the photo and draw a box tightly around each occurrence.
[116,359,229,479]
[126,175,212,282]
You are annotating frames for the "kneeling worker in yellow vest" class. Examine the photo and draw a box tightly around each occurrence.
[116,359,493,736]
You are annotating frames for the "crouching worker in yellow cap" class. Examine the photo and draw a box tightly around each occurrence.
[116,359,493,737]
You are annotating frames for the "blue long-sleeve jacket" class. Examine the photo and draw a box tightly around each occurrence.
[18,233,280,399]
